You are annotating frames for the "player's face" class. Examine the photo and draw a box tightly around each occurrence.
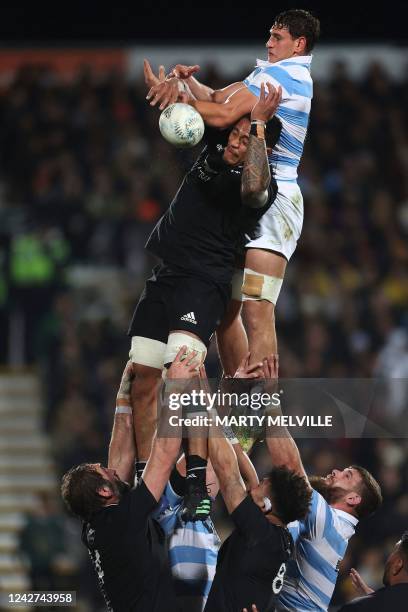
[323,467,362,492]
[266,26,303,63]
[223,118,250,166]
[91,463,130,499]
[92,463,121,486]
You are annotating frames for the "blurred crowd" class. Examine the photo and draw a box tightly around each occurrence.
[0,58,407,608]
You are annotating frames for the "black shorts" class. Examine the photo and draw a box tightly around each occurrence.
[128,264,231,347]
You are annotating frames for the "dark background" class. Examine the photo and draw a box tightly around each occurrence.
[0,5,407,608]
[1,2,408,44]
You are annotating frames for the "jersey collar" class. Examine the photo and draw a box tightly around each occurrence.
[255,55,313,70]
[333,508,359,527]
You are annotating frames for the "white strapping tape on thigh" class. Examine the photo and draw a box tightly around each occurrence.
[241,268,283,304]
[231,268,244,302]
[129,336,166,370]
[163,332,207,368]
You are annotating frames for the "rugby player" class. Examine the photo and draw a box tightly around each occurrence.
[258,356,383,611]
[203,382,312,612]
[145,9,321,374]
[60,347,198,612]
[153,358,262,612]
[153,456,220,612]
[128,81,282,520]
[338,531,408,611]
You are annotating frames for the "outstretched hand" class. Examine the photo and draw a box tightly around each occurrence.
[143,59,166,88]
[144,59,181,110]
[168,63,200,79]
[144,59,192,110]
[233,353,263,379]
[261,354,279,379]
[167,346,200,379]
[349,568,375,596]
[251,82,282,123]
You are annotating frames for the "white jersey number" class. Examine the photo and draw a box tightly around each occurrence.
[272,562,287,594]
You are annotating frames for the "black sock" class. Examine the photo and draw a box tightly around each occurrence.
[135,460,147,482]
[170,467,186,496]
[186,455,207,485]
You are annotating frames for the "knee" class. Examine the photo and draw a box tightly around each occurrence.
[243,300,275,333]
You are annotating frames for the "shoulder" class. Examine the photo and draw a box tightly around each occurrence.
[289,488,333,537]
[245,59,312,100]
[232,497,290,550]
[337,593,376,611]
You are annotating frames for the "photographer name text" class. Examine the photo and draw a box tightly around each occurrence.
[168,414,333,428]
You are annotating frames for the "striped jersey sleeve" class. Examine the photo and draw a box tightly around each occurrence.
[153,482,220,612]
[277,489,358,612]
[243,55,313,182]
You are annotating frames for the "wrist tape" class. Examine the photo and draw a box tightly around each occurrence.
[250,121,266,139]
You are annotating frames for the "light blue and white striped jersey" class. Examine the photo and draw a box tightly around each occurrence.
[243,55,313,182]
[153,482,220,612]
[277,489,358,612]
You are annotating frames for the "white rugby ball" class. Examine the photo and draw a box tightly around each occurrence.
[159,103,205,148]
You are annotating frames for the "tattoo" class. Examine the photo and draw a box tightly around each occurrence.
[241,134,271,208]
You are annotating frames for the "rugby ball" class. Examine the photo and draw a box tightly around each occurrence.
[159,103,205,148]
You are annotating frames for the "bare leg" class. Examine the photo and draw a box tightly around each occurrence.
[166,330,211,520]
[131,363,162,462]
[216,299,248,376]
[243,248,287,364]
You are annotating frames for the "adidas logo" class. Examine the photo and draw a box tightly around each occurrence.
[180,312,197,324]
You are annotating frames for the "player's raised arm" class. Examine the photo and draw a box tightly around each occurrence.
[169,64,214,101]
[241,82,282,209]
[198,365,246,514]
[178,74,246,104]
[189,86,257,128]
[108,361,137,483]
[146,67,258,127]
[142,347,200,501]
[262,355,311,486]
[146,60,246,105]
[208,420,247,514]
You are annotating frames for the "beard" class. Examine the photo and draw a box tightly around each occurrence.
[309,475,347,505]
[114,479,131,497]
[104,478,131,500]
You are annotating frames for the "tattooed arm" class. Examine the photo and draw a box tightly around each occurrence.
[241,134,271,208]
[241,82,282,209]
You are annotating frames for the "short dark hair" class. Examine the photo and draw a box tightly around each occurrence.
[61,463,109,521]
[237,114,281,149]
[351,465,383,519]
[399,530,408,565]
[268,466,312,524]
[266,116,282,150]
[273,10,320,54]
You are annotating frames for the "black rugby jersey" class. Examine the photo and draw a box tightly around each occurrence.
[205,495,293,612]
[146,127,278,285]
[82,481,178,612]
[338,583,408,612]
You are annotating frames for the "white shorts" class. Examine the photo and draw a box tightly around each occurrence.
[246,181,303,261]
